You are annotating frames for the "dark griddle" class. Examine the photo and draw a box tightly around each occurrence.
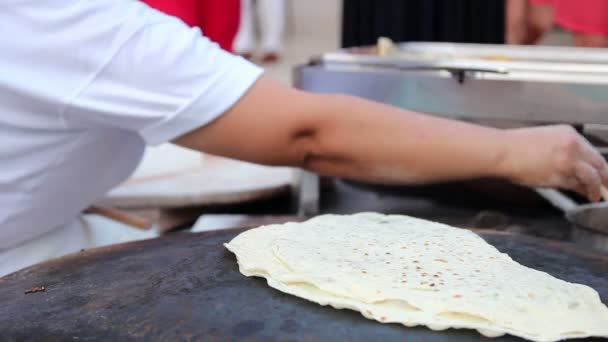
[0,227,607,342]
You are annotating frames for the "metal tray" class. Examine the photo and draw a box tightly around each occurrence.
[322,42,608,80]
[392,42,608,65]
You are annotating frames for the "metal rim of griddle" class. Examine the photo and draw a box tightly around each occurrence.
[396,42,608,65]
[313,41,608,85]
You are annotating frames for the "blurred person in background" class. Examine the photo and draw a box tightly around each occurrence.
[234,0,286,63]
[506,0,608,47]
[342,0,505,48]
[142,0,240,51]
[505,0,553,44]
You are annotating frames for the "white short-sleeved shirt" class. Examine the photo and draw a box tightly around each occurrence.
[0,0,263,249]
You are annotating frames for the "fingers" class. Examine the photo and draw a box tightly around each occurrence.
[576,134,608,176]
[567,131,608,200]
[560,176,587,199]
[574,161,602,201]
[510,125,607,202]
[599,164,608,189]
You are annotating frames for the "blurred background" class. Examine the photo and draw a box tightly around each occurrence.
[249,0,584,84]
[141,0,595,84]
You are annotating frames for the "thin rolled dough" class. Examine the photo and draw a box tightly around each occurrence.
[225,213,608,342]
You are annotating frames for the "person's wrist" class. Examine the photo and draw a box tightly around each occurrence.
[494,129,523,184]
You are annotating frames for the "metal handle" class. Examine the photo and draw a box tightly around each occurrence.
[295,171,320,217]
[313,55,510,76]
[407,64,509,75]
[534,188,578,212]
[352,61,509,75]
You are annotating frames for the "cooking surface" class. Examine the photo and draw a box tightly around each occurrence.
[1,223,607,341]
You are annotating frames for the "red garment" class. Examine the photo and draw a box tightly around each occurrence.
[555,0,608,36]
[530,0,608,35]
[141,0,240,52]
[198,1,240,52]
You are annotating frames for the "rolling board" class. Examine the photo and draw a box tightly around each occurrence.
[1,223,607,341]
[99,146,298,209]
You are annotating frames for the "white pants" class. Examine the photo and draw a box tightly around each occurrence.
[0,215,157,278]
[234,0,286,53]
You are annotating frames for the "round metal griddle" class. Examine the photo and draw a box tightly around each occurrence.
[1,227,607,341]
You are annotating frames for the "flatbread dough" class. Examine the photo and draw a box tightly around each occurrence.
[225,213,608,342]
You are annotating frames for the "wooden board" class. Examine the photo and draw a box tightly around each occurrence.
[98,146,299,209]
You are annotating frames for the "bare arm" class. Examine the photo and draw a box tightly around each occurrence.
[174,76,608,200]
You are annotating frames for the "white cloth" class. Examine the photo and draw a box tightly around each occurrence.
[0,214,157,278]
[234,0,286,53]
[0,0,263,249]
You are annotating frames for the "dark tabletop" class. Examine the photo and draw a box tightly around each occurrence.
[1,225,607,342]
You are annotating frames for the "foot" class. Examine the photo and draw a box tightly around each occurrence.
[261,52,280,64]
[238,52,254,60]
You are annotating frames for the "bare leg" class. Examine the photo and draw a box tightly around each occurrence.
[259,0,285,62]
[505,0,529,44]
[525,2,554,45]
[233,0,255,57]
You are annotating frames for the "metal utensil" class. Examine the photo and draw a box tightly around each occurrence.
[535,188,608,234]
